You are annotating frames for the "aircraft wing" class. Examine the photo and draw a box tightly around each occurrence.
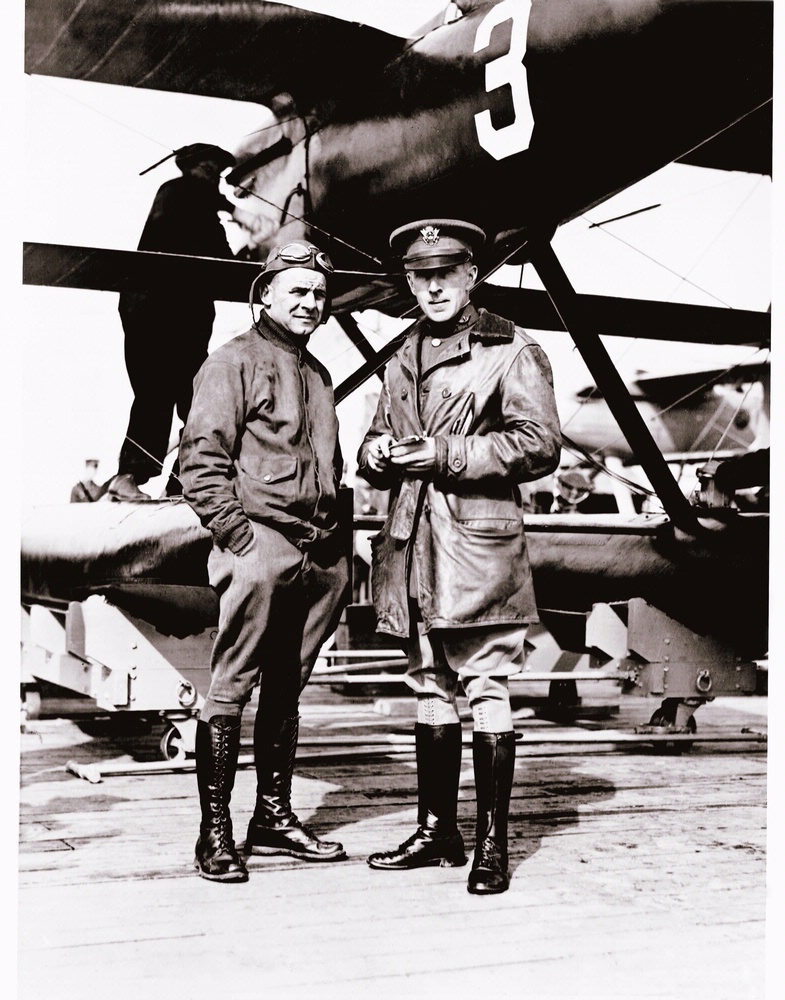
[473,284,770,349]
[21,240,405,310]
[22,241,771,350]
[25,0,406,110]
[633,361,770,405]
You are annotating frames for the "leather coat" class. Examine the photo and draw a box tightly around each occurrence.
[179,310,342,553]
[358,307,561,638]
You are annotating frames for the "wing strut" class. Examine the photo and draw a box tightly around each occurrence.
[528,240,703,536]
[333,314,385,378]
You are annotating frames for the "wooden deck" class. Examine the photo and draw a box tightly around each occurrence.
[18,689,771,1000]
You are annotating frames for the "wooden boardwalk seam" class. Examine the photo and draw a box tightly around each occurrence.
[18,692,768,1000]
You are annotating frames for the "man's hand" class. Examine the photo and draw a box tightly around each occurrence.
[390,437,436,472]
[365,434,396,472]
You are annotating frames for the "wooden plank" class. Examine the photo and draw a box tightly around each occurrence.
[17,692,768,999]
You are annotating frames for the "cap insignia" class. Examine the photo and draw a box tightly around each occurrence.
[420,225,440,246]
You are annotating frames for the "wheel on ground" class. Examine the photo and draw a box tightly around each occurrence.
[160,723,187,761]
[647,705,696,753]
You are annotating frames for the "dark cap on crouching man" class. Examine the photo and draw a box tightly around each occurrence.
[358,219,562,894]
[179,240,350,882]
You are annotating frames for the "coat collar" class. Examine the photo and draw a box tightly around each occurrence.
[413,306,515,344]
[398,306,515,377]
[253,309,310,355]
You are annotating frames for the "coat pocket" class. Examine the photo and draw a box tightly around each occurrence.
[239,454,297,485]
[443,492,521,536]
[236,455,299,516]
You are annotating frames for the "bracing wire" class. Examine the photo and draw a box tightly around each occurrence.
[666,176,765,301]
[28,74,384,267]
[559,347,768,468]
[560,435,658,500]
[585,218,733,308]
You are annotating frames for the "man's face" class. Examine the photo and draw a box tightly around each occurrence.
[406,261,478,323]
[261,267,327,337]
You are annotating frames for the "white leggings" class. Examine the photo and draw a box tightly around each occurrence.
[406,619,527,733]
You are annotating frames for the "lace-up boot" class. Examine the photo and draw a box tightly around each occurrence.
[367,722,467,870]
[467,730,515,894]
[245,714,345,861]
[193,716,248,882]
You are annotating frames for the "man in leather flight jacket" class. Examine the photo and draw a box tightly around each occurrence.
[358,219,561,895]
[180,241,350,882]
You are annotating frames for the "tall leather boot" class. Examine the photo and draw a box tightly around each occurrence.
[367,722,467,870]
[245,714,346,861]
[467,730,515,895]
[193,716,249,882]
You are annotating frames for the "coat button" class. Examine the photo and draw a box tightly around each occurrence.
[401,388,408,399]
[432,338,441,346]
[452,459,461,468]
[422,386,429,393]
[263,474,272,482]
[442,388,451,397]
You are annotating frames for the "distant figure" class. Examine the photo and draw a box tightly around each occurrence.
[104,143,239,502]
[69,459,103,503]
[550,466,595,513]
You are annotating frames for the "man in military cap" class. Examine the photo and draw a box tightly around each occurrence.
[358,219,561,894]
[179,240,350,882]
[105,143,243,501]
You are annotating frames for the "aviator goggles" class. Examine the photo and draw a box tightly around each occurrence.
[263,242,335,274]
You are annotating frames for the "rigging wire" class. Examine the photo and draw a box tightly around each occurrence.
[28,74,384,267]
[584,212,734,308]
[696,376,762,458]
[560,347,768,466]
[559,435,657,500]
[28,73,177,149]
[571,171,769,457]
[28,74,769,458]
[666,175,765,301]
[230,178,383,266]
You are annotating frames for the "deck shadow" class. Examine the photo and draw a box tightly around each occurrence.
[503,756,617,881]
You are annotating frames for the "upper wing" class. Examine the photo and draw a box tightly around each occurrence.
[25,0,406,109]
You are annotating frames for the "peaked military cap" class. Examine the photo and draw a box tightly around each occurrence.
[389,218,486,270]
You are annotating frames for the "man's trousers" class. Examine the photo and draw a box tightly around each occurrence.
[201,521,349,723]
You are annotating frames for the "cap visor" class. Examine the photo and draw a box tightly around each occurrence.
[403,251,472,271]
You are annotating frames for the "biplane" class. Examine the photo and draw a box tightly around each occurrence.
[21,0,772,755]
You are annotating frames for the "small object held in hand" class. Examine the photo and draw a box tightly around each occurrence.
[391,435,425,456]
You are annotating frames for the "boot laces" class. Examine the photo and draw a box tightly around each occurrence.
[475,836,504,869]
[206,722,237,852]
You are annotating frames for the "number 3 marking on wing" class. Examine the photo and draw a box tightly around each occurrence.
[474,0,533,161]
